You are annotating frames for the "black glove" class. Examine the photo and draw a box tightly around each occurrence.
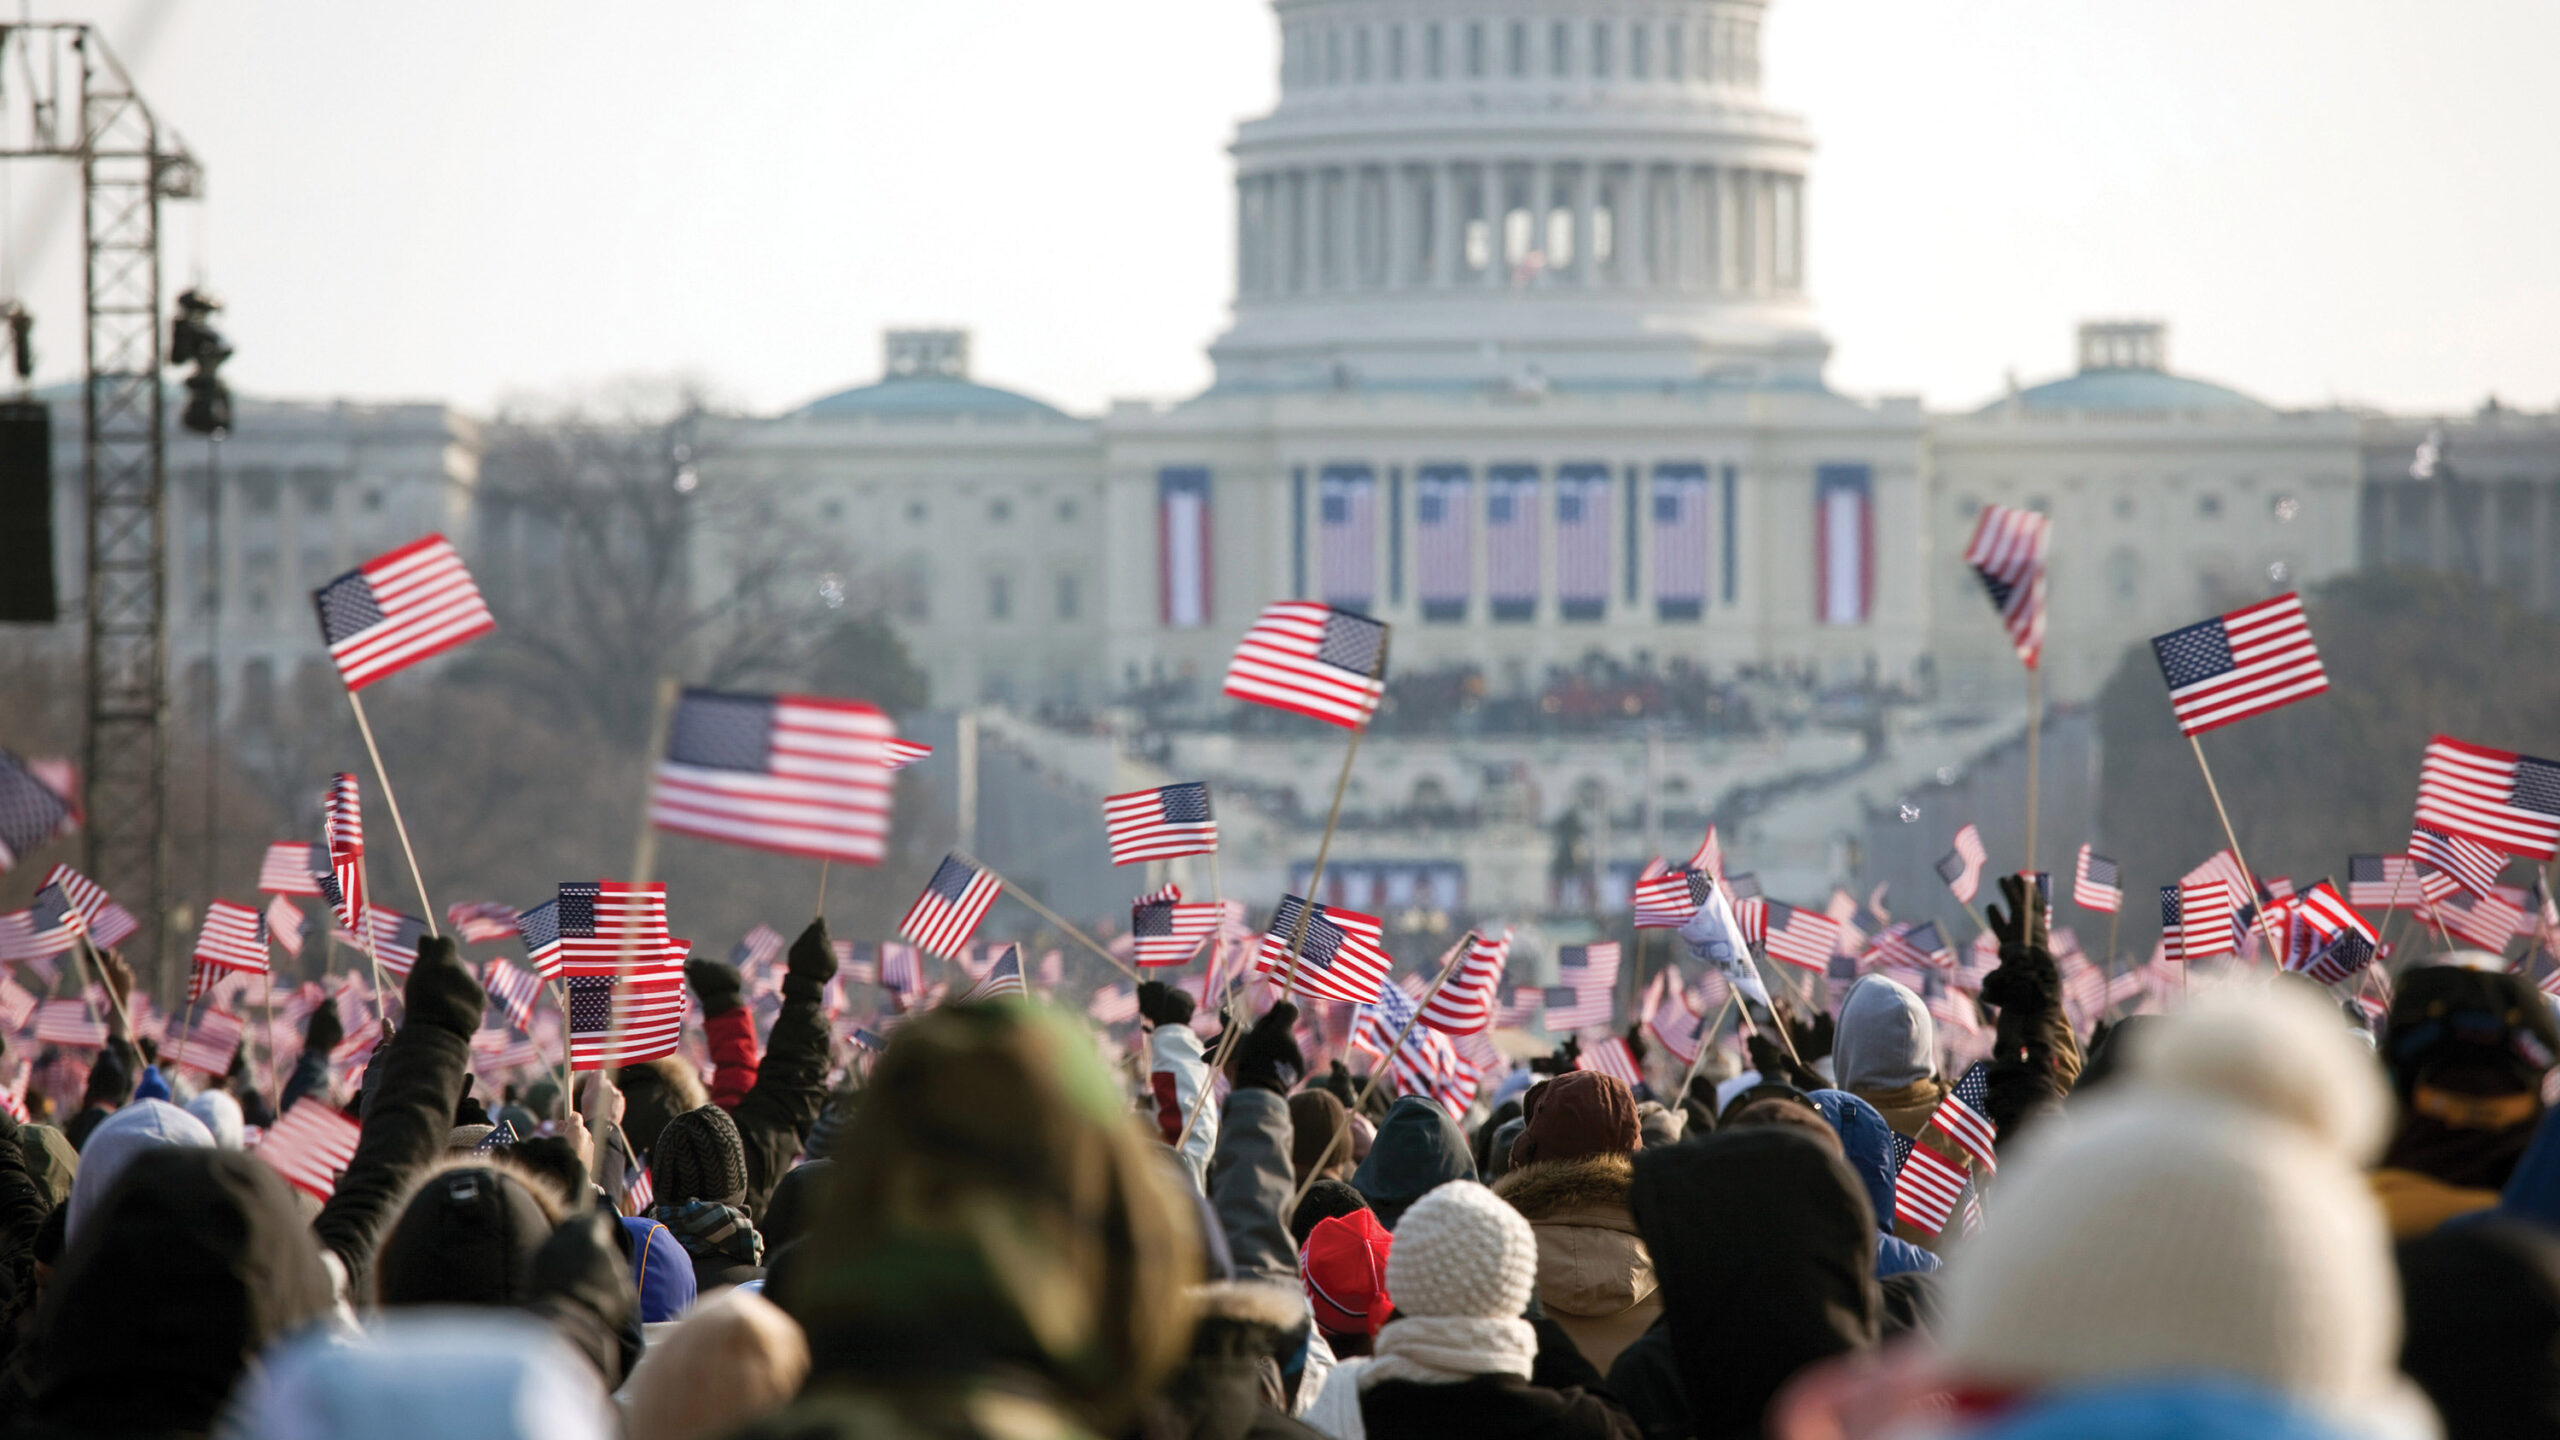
[1136,980,1195,1029]
[1623,1025,1650,1067]
[403,936,486,1040]
[1799,1010,1835,1063]
[1318,1059,1357,1108]
[784,918,836,997]
[1531,1035,1583,1076]
[528,1208,641,1385]
[304,994,345,1055]
[1229,1000,1304,1096]
[1985,873,2050,956]
[1746,1031,1825,1092]
[684,958,745,1017]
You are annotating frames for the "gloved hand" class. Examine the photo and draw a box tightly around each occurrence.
[1623,1024,1650,1067]
[1985,873,2050,956]
[684,957,745,1016]
[1797,1009,1835,1062]
[304,992,345,1055]
[403,935,486,1039]
[1229,1000,1303,1096]
[1531,1035,1583,1076]
[785,918,836,995]
[1136,980,1195,1029]
[1746,1031,1824,1092]
[1318,1058,1358,1108]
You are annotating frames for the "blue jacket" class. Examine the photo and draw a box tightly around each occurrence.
[1808,1089,1941,1277]
[1966,1378,2386,1440]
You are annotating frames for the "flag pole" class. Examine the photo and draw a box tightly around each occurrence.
[343,689,439,939]
[259,968,280,1112]
[1673,991,1742,1113]
[1347,931,1475,1120]
[815,860,830,916]
[952,849,1142,982]
[597,674,685,1081]
[2024,665,2043,876]
[70,932,134,1037]
[2184,734,2287,955]
[346,844,393,1030]
[1277,633,1390,996]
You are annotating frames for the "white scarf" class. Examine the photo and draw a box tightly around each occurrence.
[1299,1316,1541,1440]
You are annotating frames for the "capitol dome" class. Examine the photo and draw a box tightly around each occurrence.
[1210,0,1828,393]
[1978,322,2271,418]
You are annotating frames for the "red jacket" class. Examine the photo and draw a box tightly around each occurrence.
[704,1006,759,1111]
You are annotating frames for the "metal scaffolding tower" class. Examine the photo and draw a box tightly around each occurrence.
[0,24,199,988]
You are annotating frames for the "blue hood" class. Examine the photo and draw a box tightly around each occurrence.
[1809,1090,1897,1227]
[1970,1378,2384,1440]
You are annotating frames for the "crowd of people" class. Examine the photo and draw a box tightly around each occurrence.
[1,874,2555,1439]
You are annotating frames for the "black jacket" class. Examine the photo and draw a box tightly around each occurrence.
[1608,1130,1878,1440]
[732,923,837,1221]
[1363,1374,1640,1440]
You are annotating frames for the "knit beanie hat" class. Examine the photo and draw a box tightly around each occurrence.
[1938,983,2405,1413]
[1291,1089,1352,1184]
[1382,1180,1537,1321]
[651,1104,749,1211]
[1301,1208,1395,1338]
[1510,1071,1640,1169]
[2384,961,2559,1103]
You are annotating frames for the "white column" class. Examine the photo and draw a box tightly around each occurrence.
[1336,169,1359,290]
[1629,162,1654,287]
[1669,165,1692,290]
[1572,160,1596,285]
[1484,161,1506,288]
[1529,159,1552,276]
[1386,165,1412,289]
[1433,162,1458,287]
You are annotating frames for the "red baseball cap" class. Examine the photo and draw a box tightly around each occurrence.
[1300,1208,1394,1338]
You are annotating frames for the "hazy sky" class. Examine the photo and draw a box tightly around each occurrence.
[12,1,2554,419]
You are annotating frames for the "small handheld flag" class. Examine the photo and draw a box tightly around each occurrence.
[900,854,1003,960]
[1927,1060,2000,1173]
[1254,896,1393,1005]
[1222,601,1389,729]
[311,534,496,691]
[1103,782,1218,865]
[1937,825,1988,905]
[2073,844,2123,914]
[1963,505,2049,668]
[2150,591,2328,737]
[2415,736,2560,860]
[651,689,898,866]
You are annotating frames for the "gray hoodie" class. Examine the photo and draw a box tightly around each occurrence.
[1832,975,1937,1094]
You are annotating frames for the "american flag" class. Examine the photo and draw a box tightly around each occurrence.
[1222,601,1390,729]
[1485,467,1540,619]
[882,738,933,771]
[2290,881,2378,986]
[1088,984,1139,1026]
[1542,979,1615,1032]
[33,998,106,1048]
[731,923,785,971]
[2151,592,2329,737]
[1555,467,1611,620]
[1643,983,1705,1065]
[2175,878,2238,960]
[1254,896,1392,1005]
[446,901,519,944]
[2058,952,2106,1024]
[1559,941,1620,996]
[880,942,923,995]
[1353,981,1477,1118]
[1319,468,1377,608]
[517,899,564,981]
[1963,504,2050,668]
[1763,902,1840,972]
[1131,886,1222,967]
[901,854,1002,960]
[323,773,366,933]
[0,883,83,962]
[620,1165,653,1214]
[1684,883,1775,1013]
[42,864,138,949]
[1929,1060,2000,1172]
[549,882,672,977]
[2410,824,2509,898]
[172,1009,246,1076]
[256,1099,365,1199]
[1419,928,1508,1035]
[1872,921,1952,973]
[566,969,687,1070]
[1631,865,1710,929]
[1825,887,1869,956]
[2416,736,2560,862]
[266,896,307,959]
[2437,887,2528,954]
[192,899,269,974]
[1690,826,1725,883]
[311,534,496,691]
[485,958,543,1031]
[2184,848,2251,903]
[2416,863,2463,907]
[1651,465,1710,618]
[2073,845,2123,913]
[1938,824,1988,904]
[0,974,32,1031]
[258,841,325,896]
[1415,466,1472,621]
[359,909,430,977]
[0,748,73,873]
[651,689,897,865]
[1103,782,1218,864]
[1895,1140,1969,1236]
[962,945,1028,1002]
[1576,1034,1644,1090]
[1495,986,1545,1028]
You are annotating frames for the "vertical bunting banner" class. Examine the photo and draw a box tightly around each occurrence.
[1415,465,1472,622]
[1555,463,1612,621]
[1158,468,1212,629]
[1652,463,1709,620]
[1319,465,1377,610]
[1486,464,1540,621]
[1815,463,1873,625]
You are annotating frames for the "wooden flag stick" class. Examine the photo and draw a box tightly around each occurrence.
[2024,665,2044,876]
[347,846,393,1030]
[1276,721,1370,997]
[1673,991,1742,1113]
[259,969,280,1111]
[1348,931,1475,1119]
[343,689,438,939]
[71,932,134,1038]
[816,860,831,916]
[2185,734,2287,956]
[953,849,1141,982]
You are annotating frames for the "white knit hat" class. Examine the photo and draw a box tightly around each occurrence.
[1383,1180,1537,1321]
[1938,983,2405,1412]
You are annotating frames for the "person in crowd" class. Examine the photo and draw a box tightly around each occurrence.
[1610,1126,1879,1440]
[679,920,839,1222]
[2370,957,2559,1238]
[1351,1095,1476,1231]
[221,1311,623,1440]
[621,1210,698,1325]
[1303,1209,1394,1360]
[1304,1179,1638,1440]
[1293,1088,1354,1189]
[1143,980,1220,1186]
[620,1288,811,1440]
[745,1001,1200,1440]
[1829,975,1944,1138]
[1805,1089,1941,1279]
[2397,1218,2560,1440]
[1494,1071,1660,1374]
[648,1103,767,1289]
[1293,1178,1373,1246]
[186,1087,246,1149]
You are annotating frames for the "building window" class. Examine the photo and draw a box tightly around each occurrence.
[2114,495,2136,520]
[820,499,843,521]
[988,574,1012,621]
[1388,23,1405,80]
[907,500,927,522]
[1466,21,1485,77]
[1325,28,1341,83]
[1631,23,1649,78]
[1507,20,1527,76]
[1355,26,1371,81]
[241,470,279,514]
[2026,495,2050,514]
[2198,494,2223,519]
[1550,20,1569,76]
[1957,497,1981,519]
[1056,573,1081,620]
[1591,21,1611,77]
[1057,497,1079,521]
[362,490,384,511]
[297,469,336,513]
[2108,547,2142,603]
[1665,24,1684,79]
[1426,21,1443,78]
[989,497,1012,522]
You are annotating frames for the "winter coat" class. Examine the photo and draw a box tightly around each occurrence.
[728,925,837,1222]
[705,1004,759,1112]
[742,1003,1200,1440]
[1153,1022,1220,1188]
[2371,1167,2500,1240]
[1352,1096,1477,1231]
[1608,1128,1878,1440]
[1806,1091,1942,1279]
[1494,1154,1660,1376]
[1212,1088,1302,1288]
[2398,1218,2560,1440]
[1946,1376,2425,1440]
[1359,1373,1640,1440]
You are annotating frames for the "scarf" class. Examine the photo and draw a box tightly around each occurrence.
[1300,1317,1541,1440]
[654,1197,765,1267]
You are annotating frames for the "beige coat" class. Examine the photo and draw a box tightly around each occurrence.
[1493,1152,1660,1375]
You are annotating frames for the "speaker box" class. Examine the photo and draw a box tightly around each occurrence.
[0,400,54,623]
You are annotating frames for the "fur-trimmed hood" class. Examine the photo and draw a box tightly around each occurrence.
[1494,1151,1636,1224]
[1494,1152,1659,1372]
